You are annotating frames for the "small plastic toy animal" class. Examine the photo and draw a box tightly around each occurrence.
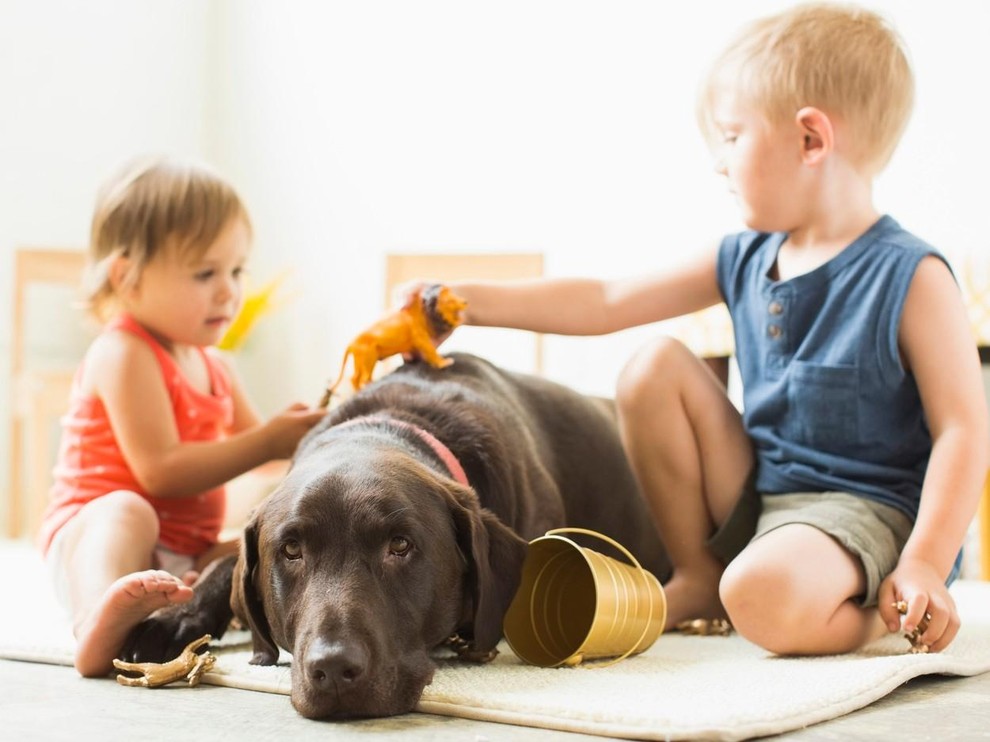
[113,634,216,687]
[318,284,468,407]
[893,600,933,654]
[676,618,733,636]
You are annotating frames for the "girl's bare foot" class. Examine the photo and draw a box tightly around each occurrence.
[73,570,194,677]
[662,573,727,631]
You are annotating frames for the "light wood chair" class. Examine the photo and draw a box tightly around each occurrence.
[981,473,990,580]
[384,253,545,375]
[7,248,88,539]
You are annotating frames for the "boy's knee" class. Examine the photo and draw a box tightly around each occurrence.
[719,558,758,629]
[720,556,816,654]
[616,336,692,412]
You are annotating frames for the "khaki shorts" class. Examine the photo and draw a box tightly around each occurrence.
[706,474,914,608]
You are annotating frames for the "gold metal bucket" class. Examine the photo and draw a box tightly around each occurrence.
[503,528,666,667]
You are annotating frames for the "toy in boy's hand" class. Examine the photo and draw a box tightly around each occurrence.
[893,600,932,654]
[113,634,216,687]
[318,284,468,407]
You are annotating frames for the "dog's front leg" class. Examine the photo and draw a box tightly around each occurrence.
[118,554,236,663]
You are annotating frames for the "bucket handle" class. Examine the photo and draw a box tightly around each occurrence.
[543,527,658,668]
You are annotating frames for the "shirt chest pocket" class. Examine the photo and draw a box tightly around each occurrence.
[783,361,860,450]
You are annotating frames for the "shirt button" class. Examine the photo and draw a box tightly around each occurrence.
[767,325,782,339]
[768,301,784,315]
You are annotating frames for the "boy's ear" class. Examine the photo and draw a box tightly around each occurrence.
[795,106,833,166]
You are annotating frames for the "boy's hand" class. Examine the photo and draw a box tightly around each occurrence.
[877,557,960,652]
[390,279,428,312]
[263,402,327,459]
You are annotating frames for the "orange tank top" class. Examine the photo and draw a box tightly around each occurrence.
[37,314,234,556]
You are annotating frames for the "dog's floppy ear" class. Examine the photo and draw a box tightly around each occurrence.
[230,516,280,665]
[446,484,528,658]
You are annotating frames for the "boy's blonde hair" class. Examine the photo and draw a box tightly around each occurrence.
[85,156,251,321]
[697,3,914,174]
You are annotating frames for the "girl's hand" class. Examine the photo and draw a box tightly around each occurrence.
[262,402,327,459]
[877,557,960,652]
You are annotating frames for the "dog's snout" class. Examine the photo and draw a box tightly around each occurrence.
[305,638,369,690]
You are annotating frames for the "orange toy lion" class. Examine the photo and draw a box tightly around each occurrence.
[318,284,468,407]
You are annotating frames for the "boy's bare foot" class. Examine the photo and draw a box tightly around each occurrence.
[662,573,727,631]
[73,570,194,677]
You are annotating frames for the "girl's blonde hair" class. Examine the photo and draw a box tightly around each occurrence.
[85,156,251,321]
[697,3,914,174]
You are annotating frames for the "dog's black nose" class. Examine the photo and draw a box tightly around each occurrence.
[305,638,369,690]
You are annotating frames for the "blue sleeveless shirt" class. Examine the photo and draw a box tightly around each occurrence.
[716,215,948,521]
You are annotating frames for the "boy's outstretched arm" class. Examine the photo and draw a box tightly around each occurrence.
[878,255,989,651]
[446,246,724,336]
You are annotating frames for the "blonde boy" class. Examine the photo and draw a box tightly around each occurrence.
[411,4,987,654]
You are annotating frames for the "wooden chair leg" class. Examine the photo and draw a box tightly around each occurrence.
[7,416,25,539]
[981,471,990,581]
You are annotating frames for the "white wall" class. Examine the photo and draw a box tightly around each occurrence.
[209,0,990,411]
[3,1,989,532]
[0,0,218,532]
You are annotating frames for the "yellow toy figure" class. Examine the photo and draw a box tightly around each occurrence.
[318,284,467,407]
[217,272,288,351]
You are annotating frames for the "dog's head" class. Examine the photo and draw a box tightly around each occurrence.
[230,434,526,718]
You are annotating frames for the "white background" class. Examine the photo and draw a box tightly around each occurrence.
[2,1,989,532]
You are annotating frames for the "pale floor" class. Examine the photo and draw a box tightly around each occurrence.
[3,534,989,742]
[2,659,990,741]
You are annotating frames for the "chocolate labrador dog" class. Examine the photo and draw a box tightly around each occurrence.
[122,353,670,718]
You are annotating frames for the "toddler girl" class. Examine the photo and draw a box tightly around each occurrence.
[38,157,325,676]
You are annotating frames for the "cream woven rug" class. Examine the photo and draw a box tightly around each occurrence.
[3,541,989,741]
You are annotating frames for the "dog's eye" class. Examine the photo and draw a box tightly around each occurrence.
[281,540,302,560]
[388,536,412,557]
